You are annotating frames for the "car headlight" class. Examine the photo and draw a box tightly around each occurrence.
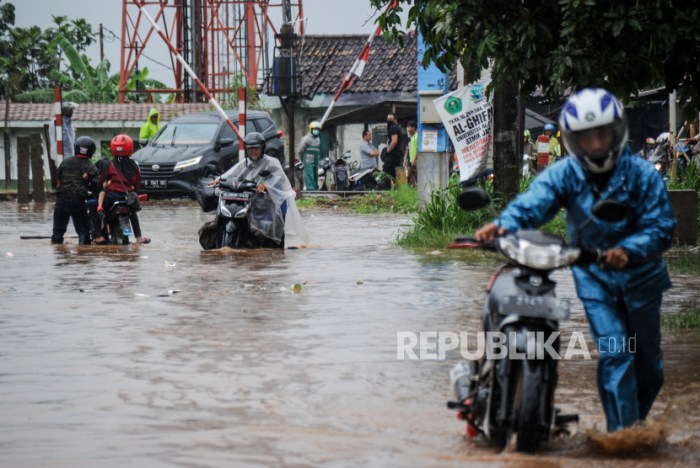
[174,156,203,171]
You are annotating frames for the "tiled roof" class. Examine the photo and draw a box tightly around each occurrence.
[300,33,418,96]
[0,102,214,123]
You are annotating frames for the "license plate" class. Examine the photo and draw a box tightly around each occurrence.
[499,295,570,321]
[222,191,251,201]
[144,179,167,188]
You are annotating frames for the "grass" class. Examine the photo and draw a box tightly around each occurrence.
[662,304,700,331]
[296,184,418,214]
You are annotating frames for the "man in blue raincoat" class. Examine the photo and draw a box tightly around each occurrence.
[476,88,676,432]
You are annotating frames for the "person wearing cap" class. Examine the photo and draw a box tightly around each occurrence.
[49,101,78,162]
[475,88,676,432]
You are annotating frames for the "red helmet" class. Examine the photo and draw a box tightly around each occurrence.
[110,134,134,157]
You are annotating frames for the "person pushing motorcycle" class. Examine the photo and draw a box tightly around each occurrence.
[210,132,309,248]
[475,88,676,432]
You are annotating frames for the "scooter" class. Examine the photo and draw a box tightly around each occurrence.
[317,157,334,191]
[446,188,626,453]
[332,150,352,191]
[195,166,283,250]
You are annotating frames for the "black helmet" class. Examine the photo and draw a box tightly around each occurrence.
[74,136,96,158]
[244,132,266,156]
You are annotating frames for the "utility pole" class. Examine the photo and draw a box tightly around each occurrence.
[276,16,300,188]
[99,23,104,62]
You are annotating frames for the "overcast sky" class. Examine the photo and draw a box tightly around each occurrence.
[12,0,406,87]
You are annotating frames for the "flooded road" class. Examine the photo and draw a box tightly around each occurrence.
[1,200,699,467]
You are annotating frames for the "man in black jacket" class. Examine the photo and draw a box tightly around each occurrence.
[51,136,99,244]
[382,112,404,180]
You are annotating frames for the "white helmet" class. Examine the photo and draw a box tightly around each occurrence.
[559,88,628,174]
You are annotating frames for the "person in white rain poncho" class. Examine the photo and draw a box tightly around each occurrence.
[214,132,309,248]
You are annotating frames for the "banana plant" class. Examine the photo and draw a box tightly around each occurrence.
[14,31,166,103]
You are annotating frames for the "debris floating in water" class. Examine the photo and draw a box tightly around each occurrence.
[5,251,14,258]
[134,293,150,298]
[164,261,177,268]
[292,284,302,293]
[356,279,364,285]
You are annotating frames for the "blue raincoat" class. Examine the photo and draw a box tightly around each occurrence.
[494,147,676,431]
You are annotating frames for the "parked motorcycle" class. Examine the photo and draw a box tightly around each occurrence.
[332,150,352,191]
[284,157,304,190]
[446,188,626,453]
[317,157,334,191]
[196,166,284,250]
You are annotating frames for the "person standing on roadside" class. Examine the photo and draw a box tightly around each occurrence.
[49,102,78,164]
[139,108,162,142]
[383,112,403,180]
[298,121,322,191]
[51,136,99,245]
[404,120,418,186]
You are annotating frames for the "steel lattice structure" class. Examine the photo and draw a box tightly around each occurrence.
[119,0,304,103]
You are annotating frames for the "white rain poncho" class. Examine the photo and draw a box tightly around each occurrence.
[220,154,309,248]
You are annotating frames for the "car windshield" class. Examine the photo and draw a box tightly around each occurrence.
[152,123,219,146]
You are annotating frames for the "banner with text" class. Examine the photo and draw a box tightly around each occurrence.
[434,80,492,182]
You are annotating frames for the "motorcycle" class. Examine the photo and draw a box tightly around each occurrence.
[284,157,304,191]
[89,193,148,245]
[332,150,352,191]
[196,166,284,250]
[446,188,626,453]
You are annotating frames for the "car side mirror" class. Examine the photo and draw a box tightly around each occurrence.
[457,188,491,211]
[138,138,149,148]
[592,199,627,222]
[216,138,235,150]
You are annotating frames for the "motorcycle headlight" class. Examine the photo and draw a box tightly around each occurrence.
[174,156,203,171]
[497,237,581,270]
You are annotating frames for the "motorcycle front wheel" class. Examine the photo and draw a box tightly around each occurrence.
[513,359,552,453]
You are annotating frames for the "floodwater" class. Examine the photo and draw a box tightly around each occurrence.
[1,200,699,467]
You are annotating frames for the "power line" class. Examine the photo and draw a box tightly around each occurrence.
[101,26,174,71]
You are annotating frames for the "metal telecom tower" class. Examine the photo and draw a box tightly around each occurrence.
[119,0,305,103]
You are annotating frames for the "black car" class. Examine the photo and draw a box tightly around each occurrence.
[133,110,284,197]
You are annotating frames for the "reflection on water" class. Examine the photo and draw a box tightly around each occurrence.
[0,200,698,466]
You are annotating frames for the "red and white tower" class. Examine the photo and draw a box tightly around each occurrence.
[119,0,304,103]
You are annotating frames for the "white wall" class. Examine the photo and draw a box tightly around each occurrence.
[0,125,139,181]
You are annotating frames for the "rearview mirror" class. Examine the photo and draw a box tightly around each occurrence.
[217,138,235,149]
[592,199,627,222]
[457,188,491,211]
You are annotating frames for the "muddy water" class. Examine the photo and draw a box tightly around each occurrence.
[1,200,699,467]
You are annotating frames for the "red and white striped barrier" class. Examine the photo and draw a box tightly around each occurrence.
[54,86,63,162]
[318,0,397,128]
[239,87,246,160]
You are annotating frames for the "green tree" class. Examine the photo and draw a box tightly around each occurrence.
[14,32,166,103]
[374,0,700,107]
[371,0,700,199]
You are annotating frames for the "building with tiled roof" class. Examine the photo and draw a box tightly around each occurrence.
[0,102,216,182]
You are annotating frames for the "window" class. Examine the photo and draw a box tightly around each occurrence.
[152,123,219,145]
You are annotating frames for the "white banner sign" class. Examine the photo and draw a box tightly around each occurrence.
[434,80,492,182]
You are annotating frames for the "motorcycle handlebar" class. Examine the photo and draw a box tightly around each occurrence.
[574,248,602,266]
[448,236,496,250]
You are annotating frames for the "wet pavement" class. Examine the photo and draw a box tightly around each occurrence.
[1,200,699,467]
